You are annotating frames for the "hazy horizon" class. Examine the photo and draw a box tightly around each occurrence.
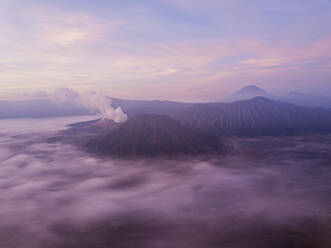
[1,84,331,103]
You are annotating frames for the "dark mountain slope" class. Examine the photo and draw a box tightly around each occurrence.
[176,97,331,136]
[85,114,222,157]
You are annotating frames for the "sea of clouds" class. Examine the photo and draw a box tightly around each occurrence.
[0,116,331,248]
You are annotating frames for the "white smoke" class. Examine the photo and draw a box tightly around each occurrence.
[50,88,128,123]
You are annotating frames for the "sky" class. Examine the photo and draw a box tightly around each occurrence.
[0,0,330,101]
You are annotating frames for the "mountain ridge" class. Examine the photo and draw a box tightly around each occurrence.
[176,96,331,136]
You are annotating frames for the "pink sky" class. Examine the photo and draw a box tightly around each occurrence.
[0,0,330,101]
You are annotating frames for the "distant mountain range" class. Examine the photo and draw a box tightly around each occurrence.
[225,85,331,108]
[0,99,89,119]
[0,97,192,120]
[4,85,331,157]
[60,96,331,158]
[282,91,331,108]
[1,85,331,120]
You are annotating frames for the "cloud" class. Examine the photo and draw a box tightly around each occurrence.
[0,0,331,101]
[0,118,331,247]
[50,88,127,122]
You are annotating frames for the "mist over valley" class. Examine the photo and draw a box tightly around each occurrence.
[1,116,331,247]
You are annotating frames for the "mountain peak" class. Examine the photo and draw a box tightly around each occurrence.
[234,85,267,96]
[223,85,273,102]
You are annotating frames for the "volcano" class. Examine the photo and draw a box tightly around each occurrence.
[225,85,274,102]
[85,114,222,157]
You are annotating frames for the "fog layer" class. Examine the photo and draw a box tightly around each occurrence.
[0,117,331,248]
